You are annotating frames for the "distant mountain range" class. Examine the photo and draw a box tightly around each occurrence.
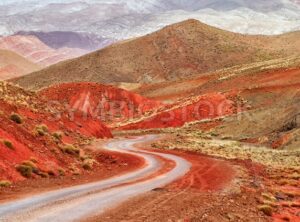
[0,49,41,80]
[0,0,299,40]
[15,31,115,51]
[0,35,88,66]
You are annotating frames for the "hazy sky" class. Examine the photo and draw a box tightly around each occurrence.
[0,0,299,37]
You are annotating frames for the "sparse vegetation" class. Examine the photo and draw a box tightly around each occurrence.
[52,131,63,141]
[82,159,96,170]
[16,164,33,178]
[257,205,273,216]
[21,160,38,170]
[10,113,23,124]
[61,144,80,156]
[16,160,39,178]
[69,165,80,175]
[47,170,56,177]
[0,180,12,187]
[2,139,14,150]
[34,124,49,136]
[38,172,49,178]
[58,168,65,176]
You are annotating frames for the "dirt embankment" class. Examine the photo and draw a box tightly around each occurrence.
[0,81,112,183]
[39,82,162,126]
[0,148,145,202]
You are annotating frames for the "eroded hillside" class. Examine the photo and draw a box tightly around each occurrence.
[0,81,111,182]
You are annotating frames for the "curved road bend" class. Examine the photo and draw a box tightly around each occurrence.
[0,135,191,222]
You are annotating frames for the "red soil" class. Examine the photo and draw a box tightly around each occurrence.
[119,92,235,130]
[40,82,162,124]
[157,149,236,191]
[0,148,146,202]
[200,68,300,95]
[271,133,294,149]
[0,83,112,182]
[136,138,236,192]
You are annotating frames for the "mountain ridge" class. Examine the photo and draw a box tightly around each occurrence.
[13,19,300,90]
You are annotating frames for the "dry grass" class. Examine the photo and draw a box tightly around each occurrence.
[15,164,33,178]
[147,128,300,168]
[257,205,273,216]
[33,124,49,136]
[82,158,96,170]
[0,180,12,187]
[61,144,80,156]
[9,113,23,124]
[2,139,14,150]
[52,131,63,141]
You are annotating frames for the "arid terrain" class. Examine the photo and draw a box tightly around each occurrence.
[0,11,299,222]
[13,19,300,90]
[0,49,41,80]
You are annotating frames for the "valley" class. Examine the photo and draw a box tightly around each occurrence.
[0,3,299,221]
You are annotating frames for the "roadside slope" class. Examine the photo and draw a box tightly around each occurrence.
[0,81,111,182]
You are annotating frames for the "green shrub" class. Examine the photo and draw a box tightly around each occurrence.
[0,180,12,187]
[21,160,38,170]
[52,131,63,141]
[258,205,273,216]
[38,172,49,178]
[58,168,65,176]
[16,164,32,178]
[82,159,96,170]
[34,124,49,136]
[80,155,91,161]
[10,113,23,124]
[47,170,55,176]
[2,140,14,150]
[16,160,39,178]
[61,144,80,156]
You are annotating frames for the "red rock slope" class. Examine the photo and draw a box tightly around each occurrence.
[0,81,111,182]
[117,92,236,130]
[39,82,162,126]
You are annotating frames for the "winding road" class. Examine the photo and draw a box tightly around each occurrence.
[0,135,191,222]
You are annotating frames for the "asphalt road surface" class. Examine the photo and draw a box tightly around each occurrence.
[0,135,191,222]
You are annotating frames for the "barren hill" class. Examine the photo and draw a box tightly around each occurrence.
[0,49,41,80]
[118,62,300,150]
[39,82,162,126]
[134,56,300,102]
[0,35,88,66]
[13,19,300,90]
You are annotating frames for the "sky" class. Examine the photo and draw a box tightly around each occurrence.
[0,0,299,37]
